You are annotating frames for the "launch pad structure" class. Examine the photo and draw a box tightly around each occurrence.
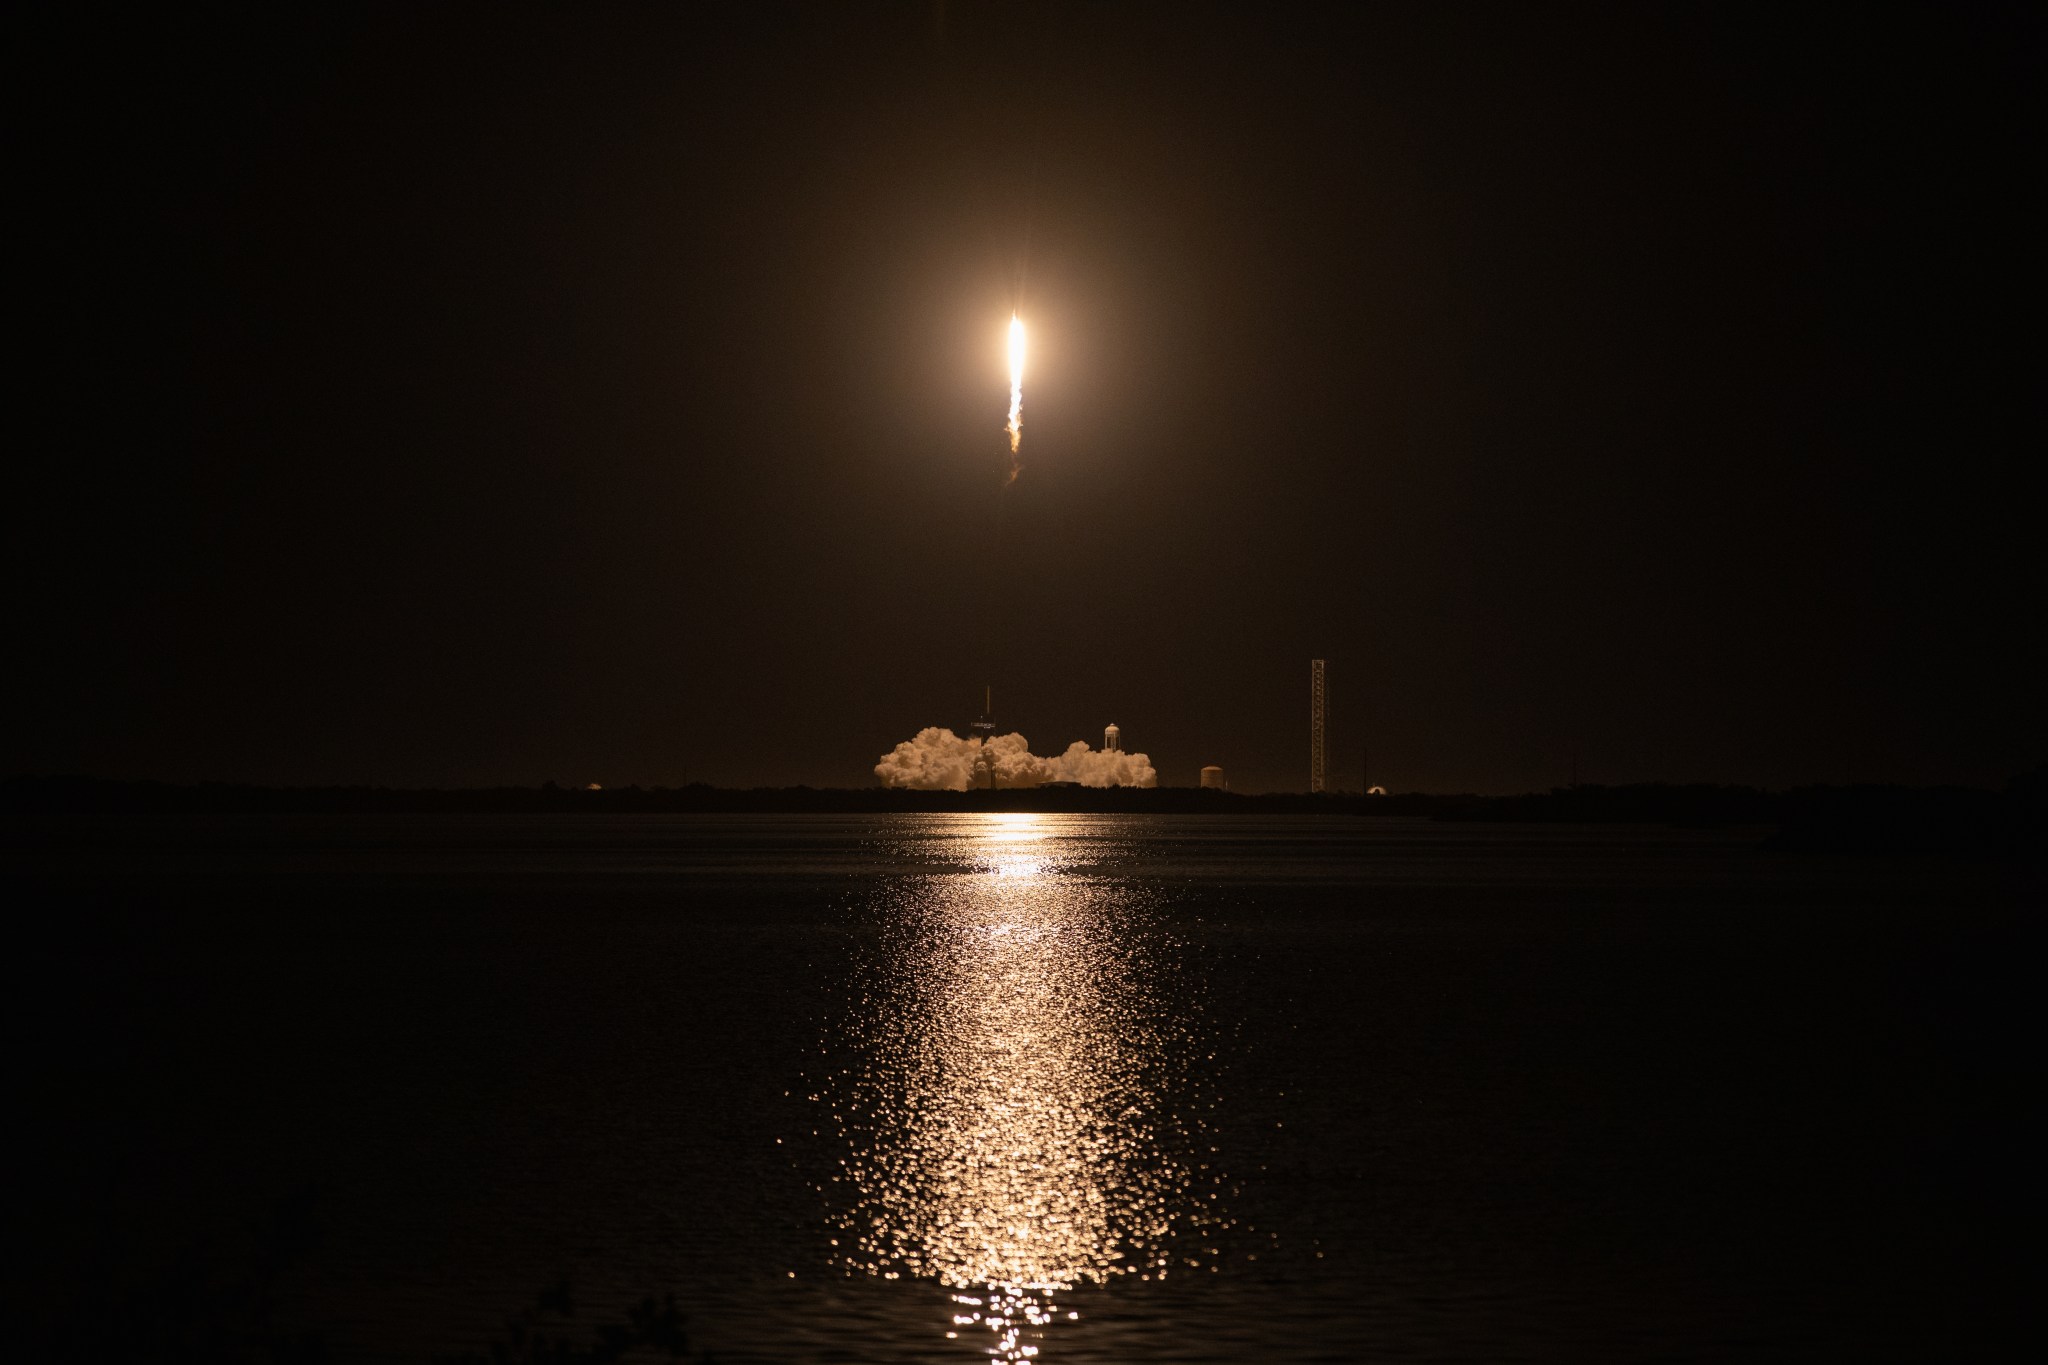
[969,685,997,788]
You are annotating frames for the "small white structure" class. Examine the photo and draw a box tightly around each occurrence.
[1200,765,1226,790]
[1104,722,1122,752]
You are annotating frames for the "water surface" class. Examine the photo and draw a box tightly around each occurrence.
[11,814,2028,1361]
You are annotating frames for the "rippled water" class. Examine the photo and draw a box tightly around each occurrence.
[818,817,1233,1360]
[11,814,2029,1361]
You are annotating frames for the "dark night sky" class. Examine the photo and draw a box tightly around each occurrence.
[10,3,2043,792]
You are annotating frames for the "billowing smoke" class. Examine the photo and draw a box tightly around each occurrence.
[875,727,1158,791]
[1043,739,1157,788]
[874,727,981,791]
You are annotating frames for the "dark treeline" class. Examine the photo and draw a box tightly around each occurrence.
[6,774,2043,857]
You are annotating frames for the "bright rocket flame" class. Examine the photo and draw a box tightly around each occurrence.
[1006,313,1026,454]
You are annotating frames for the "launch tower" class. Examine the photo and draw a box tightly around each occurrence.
[968,686,997,790]
[969,686,996,747]
[1310,659,1327,794]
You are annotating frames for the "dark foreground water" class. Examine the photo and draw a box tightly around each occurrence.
[9,815,2034,1361]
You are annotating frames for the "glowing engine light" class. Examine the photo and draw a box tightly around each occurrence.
[1006,314,1027,454]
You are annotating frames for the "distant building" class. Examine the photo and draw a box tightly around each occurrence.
[1104,722,1122,752]
[1200,765,1226,790]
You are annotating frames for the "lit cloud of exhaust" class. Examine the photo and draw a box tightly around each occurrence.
[875,728,1157,791]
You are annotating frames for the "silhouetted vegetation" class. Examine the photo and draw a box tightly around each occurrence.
[434,1280,706,1365]
[36,1193,328,1365]
[32,1187,702,1365]
[6,772,2040,857]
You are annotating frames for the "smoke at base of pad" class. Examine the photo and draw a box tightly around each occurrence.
[876,727,1157,791]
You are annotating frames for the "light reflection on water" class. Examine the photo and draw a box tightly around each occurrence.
[825,814,1226,1361]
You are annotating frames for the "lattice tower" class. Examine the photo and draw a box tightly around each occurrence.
[1310,659,1327,794]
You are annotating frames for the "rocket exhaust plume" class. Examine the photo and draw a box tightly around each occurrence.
[876,727,1158,791]
[1004,313,1026,479]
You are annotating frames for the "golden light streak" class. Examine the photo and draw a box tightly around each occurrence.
[1006,313,1027,455]
[822,814,1231,1361]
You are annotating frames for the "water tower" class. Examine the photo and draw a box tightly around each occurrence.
[1104,722,1122,752]
[1200,765,1226,790]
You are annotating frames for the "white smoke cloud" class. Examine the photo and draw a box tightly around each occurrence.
[873,727,981,791]
[875,728,1158,791]
[978,732,1050,789]
[1045,739,1158,788]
